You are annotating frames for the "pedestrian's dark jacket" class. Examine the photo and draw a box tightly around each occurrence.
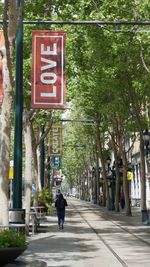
[55,193,67,211]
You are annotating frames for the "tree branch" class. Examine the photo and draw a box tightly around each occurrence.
[137,37,149,73]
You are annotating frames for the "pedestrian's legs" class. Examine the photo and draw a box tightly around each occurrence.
[57,211,65,229]
[57,211,61,228]
[61,212,65,229]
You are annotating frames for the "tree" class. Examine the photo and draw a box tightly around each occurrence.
[0,0,24,225]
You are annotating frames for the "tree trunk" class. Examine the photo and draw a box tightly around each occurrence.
[0,0,18,226]
[126,76,147,216]
[111,128,120,212]
[0,49,11,225]
[139,131,147,210]
[31,125,40,206]
[37,145,42,192]
[96,122,111,209]
[122,146,132,216]
[23,111,32,228]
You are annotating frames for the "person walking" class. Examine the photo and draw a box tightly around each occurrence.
[55,193,67,229]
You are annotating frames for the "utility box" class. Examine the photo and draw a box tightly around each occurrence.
[9,208,25,224]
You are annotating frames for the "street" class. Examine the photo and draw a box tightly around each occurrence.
[11,198,150,267]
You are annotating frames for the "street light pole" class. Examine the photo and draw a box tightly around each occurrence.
[47,156,51,187]
[92,167,97,204]
[96,151,100,205]
[111,166,116,210]
[106,157,111,210]
[143,129,150,158]
[13,0,23,209]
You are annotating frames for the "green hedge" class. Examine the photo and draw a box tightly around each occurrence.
[0,229,26,248]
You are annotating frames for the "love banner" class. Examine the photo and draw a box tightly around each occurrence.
[31,30,66,109]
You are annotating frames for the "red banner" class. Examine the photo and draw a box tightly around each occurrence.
[0,31,5,104]
[31,30,66,109]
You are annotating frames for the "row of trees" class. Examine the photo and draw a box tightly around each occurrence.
[61,1,150,216]
[0,0,149,226]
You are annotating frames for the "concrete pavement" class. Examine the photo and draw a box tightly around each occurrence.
[5,198,150,267]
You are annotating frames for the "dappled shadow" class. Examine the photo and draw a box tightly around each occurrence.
[21,233,99,266]
[22,219,150,266]
[19,199,150,266]
[25,236,97,253]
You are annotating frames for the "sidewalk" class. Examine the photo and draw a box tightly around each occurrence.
[91,202,150,244]
[94,203,144,226]
[5,199,150,267]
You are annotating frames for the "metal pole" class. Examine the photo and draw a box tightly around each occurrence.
[13,0,23,209]
[96,152,100,205]
[40,125,45,189]
[0,20,150,26]
[111,169,115,210]
[47,156,51,187]
[17,20,150,26]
